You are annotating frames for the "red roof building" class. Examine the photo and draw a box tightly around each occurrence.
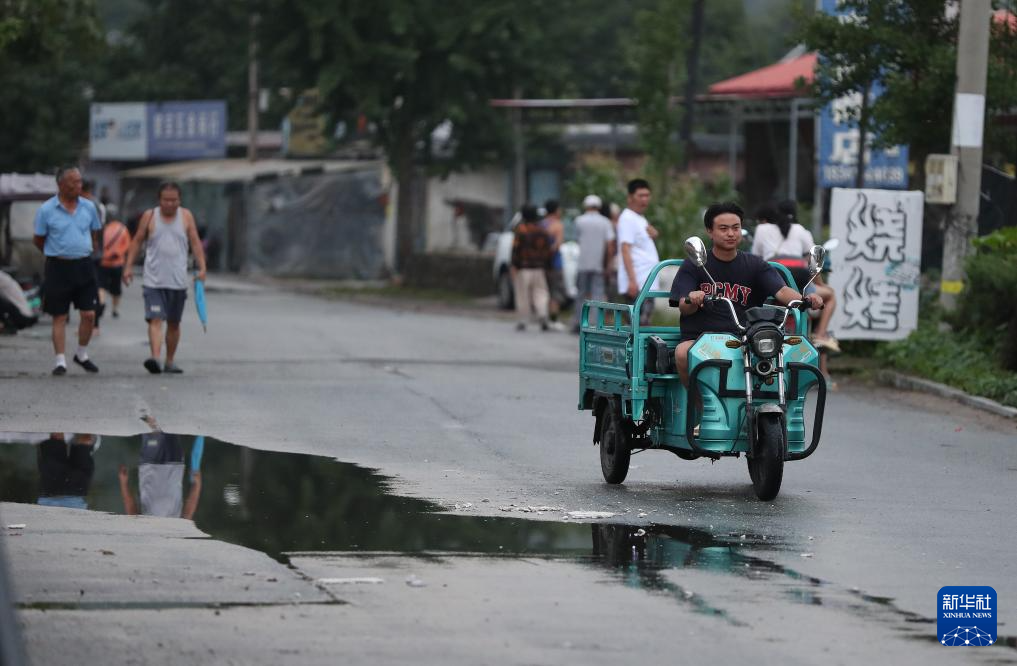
[708,53,817,100]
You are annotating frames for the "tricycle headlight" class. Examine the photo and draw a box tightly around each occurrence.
[750,330,782,359]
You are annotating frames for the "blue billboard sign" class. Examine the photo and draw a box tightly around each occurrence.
[817,1,909,189]
[147,101,227,160]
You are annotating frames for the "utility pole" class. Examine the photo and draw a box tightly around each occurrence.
[247,12,260,163]
[511,86,526,214]
[680,0,705,171]
[940,0,991,311]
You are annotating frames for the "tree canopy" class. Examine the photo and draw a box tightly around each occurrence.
[796,0,1017,175]
[0,0,103,172]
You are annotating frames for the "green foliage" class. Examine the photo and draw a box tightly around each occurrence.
[563,155,735,260]
[649,172,736,260]
[563,155,627,210]
[94,2,270,131]
[795,0,1017,170]
[626,0,689,185]
[263,0,558,176]
[876,319,1017,407]
[0,0,104,172]
[879,230,1017,401]
[956,227,1017,371]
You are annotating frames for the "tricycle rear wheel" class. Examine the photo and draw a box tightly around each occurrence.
[599,400,630,484]
[748,414,784,501]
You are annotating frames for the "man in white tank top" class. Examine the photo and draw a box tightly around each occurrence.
[123,182,207,374]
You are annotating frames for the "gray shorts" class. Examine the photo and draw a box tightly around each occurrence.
[143,287,187,323]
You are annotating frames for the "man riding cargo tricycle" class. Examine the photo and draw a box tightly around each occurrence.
[578,202,828,500]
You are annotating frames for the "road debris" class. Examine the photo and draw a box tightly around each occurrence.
[564,511,617,520]
[405,575,427,588]
[317,577,385,585]
[498,505,565,514]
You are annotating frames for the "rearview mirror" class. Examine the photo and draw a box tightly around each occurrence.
[808,245,826,276]
[684,237,708,267]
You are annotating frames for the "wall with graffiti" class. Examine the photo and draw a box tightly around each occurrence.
[828,188,924,341]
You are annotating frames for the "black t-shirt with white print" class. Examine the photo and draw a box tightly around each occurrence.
[669,251,786,341]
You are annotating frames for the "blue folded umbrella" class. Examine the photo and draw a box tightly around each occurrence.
[194,278,208,332]
[190,436,204,481]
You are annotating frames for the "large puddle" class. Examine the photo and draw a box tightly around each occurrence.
[0,431,786,569]
[2,430,1013,648]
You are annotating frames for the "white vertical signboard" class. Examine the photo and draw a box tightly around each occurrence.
[828,188,924,341]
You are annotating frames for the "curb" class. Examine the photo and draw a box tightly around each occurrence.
[876,370,1017,420]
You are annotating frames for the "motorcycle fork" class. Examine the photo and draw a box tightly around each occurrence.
[746,348,789,460]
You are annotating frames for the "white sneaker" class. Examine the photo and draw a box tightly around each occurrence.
[547,321,567,332]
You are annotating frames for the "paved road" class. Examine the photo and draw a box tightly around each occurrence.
[1,279,1015,664]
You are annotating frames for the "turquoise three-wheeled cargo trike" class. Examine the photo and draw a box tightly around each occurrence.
[577,238,828,500]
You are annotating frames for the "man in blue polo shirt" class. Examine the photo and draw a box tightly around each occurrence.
[33,166,102,375]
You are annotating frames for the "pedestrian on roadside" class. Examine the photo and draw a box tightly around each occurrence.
[123,182,207,374]
[540,200,567,331]
[97,216,131,319]
[118,429,201,519]
[511,204,553,332]
[37,433,98,510]
[617,179,660,327]
[570,194,615,333]
[32,166,102,375]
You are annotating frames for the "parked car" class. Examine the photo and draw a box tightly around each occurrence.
[491,211,579,310]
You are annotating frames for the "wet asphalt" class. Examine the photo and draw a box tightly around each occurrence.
[1,277,1016,664]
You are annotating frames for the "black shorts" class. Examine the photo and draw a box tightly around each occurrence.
[37,438,95,497]
[97,265,123,296]
[43,258,99,316]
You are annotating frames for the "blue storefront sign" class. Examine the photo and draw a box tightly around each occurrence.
[817,0,909,189]
[90,100,227,161]
[147,101,227,160]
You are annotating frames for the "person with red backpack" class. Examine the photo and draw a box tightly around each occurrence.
[98,216,131,319]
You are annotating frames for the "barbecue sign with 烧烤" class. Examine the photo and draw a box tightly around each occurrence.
[827,188,924,341]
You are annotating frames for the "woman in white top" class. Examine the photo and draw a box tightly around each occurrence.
[752,201,839,355]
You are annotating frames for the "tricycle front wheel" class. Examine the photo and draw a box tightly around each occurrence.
[599,399,630,484]
[748,414,784,501]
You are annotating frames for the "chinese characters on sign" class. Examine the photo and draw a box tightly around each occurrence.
[147,101,226,160]
[828,188,924,341]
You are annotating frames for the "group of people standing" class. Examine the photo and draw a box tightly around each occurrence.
[510,178,656,333]
[510,178,839,365]
[31,166,207,376]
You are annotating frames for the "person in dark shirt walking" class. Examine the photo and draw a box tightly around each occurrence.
[510,204,553,332]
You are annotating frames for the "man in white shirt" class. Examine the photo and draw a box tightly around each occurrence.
[617,178,660,326]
